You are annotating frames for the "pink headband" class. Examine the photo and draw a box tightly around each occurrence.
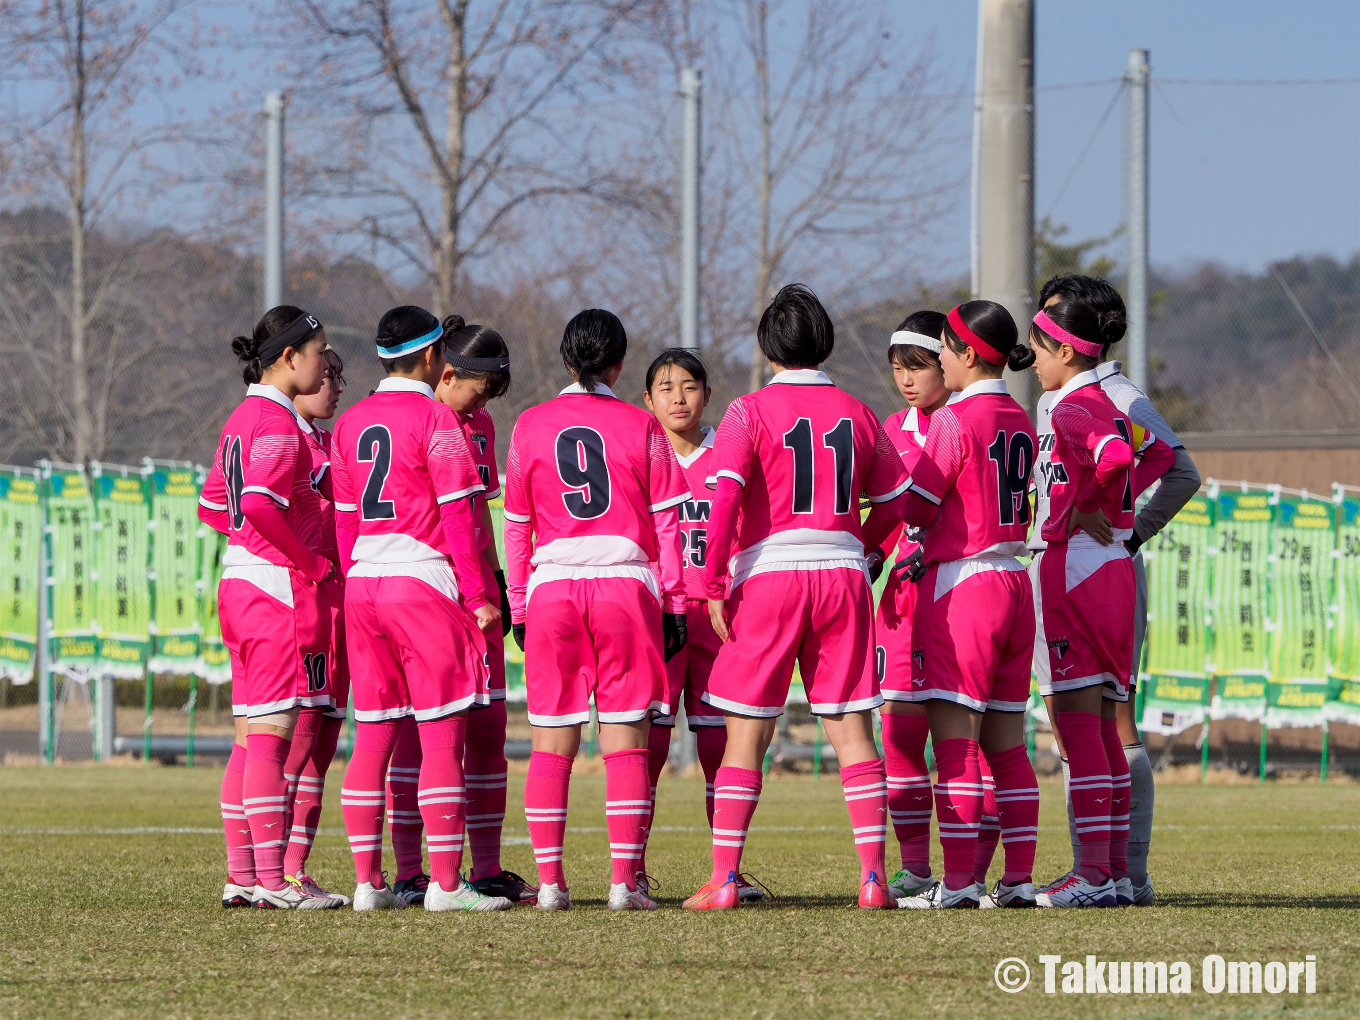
[946,306,1006,366]
[1033,309,1104,358]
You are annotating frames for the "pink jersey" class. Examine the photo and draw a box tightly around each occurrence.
[901,380,1038,563]
[704,369,909,590]
[503,382,690,618]
[199,384,326,569]
[297,423,338,562]
[330,377,487,603]
[460,406,500,553]
[880,405,935,561]
[672,427,716,600]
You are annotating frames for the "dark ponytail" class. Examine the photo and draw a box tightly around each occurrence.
[443,315,512,399]
[232,304,318,385]
[941,299,1034,375]
[561,309,628,392]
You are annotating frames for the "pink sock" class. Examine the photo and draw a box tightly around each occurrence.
[696,728,726,828]
[341,720,399,887]
[1101,716,1131,881]
[416,714,468,889]
[638,724,672,876]
[840,757,889,883]
[974,759,1000,884]
[285,715,342,878]
[464,701,508,882]
[604,747,652,888]
[221,742,255,885]
[243,732,292,891]
[281,709,321,877]
[881,712,932,874]
[387,716,425,881]
[710,766,762,885]
[932,737,983,890]
[987,744,1039,885]
[525,751,573,889]
[1058,711,1112,885]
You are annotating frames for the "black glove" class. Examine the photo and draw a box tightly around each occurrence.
[512,621,526,653]
[896,545,927,584]
[494,570,511,636]
[662,611,688,662]
[865,548,886,584]
[1124,531,1144,556]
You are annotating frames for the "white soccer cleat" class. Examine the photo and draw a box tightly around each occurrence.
[352,882,406,911]
[897,879,977,909]
[1130,876,1154,906]
[981,879,1037,908]
[1113,876,1134,906]
[283,875,344,909]
[252,883,334,910]
[222,882,255,908]
[1035,873,1116,908]
[293,873,351,907]
[608,882,660,911]
[535,882,572,911]
[886,867,934,899]
[424,879,514,912]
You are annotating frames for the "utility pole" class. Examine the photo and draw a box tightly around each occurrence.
[1125,49,1150,393]
[263,92,285,312]
[679,68,702,350]
[975,0,1034,406]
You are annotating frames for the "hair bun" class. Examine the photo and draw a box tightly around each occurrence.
[443,314,466,333]
[1007,344,1036,371]
[231,334,260,361]
[1097,308,1127,344]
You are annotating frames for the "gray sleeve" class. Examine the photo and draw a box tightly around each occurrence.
[1133,447,1201,543]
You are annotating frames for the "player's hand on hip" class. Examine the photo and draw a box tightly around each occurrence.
[473,603,501,634]
[708,598,730,643]
[1069,507,1114,545]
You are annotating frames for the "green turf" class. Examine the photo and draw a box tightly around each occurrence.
[1,767,1358,1019]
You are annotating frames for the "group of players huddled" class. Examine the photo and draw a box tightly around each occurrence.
[204,271,1198,912]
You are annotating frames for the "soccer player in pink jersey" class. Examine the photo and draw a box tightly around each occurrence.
[331,305,512,913]
[503,309,689,912]
[683,284,908,911]
[890,300,1041,910]
[198,306,338,909]
[1026,298,1175,908]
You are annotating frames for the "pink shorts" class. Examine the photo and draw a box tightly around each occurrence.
[876,566,922,703]
[345,572,489,722]
[658,599,724,728]
[219,566,329,718]
[1036,542,1134,702]
[704,568,879,718]
[910,561,1033,713]
[319,576,350,720]
[524,575,665,727]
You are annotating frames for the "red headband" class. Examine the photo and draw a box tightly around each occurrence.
[1033,309,1105,358]
[946,306,1006,366]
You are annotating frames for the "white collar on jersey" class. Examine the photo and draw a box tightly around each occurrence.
[955,379,1011,401]
[767,368,833,386]
[246,382,314,434]
[376,377,436,399]
[674,425,715,469]
[1096,360,1123,382]
[1052,368,1102,406]
[900,407,928,447]
[559,381,617,398]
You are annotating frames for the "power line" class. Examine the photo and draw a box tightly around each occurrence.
[1043,81,1125,219]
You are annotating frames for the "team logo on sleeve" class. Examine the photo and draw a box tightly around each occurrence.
[1047,638,1070,660]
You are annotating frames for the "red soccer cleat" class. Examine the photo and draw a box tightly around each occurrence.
[683,872,741,911]
[858,871,897,910]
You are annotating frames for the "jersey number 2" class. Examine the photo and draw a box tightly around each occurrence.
[357,425,396,521]
[986,430,1035,525]
[557,427,611,519]
[783,417,854,515]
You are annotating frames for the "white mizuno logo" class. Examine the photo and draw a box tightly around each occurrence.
[263,822,278,829]
[441,814,457,820]
[912,678,925,686]
[1094,798,1107,804]
[1054,665,1075,675]
[913,795,928,801]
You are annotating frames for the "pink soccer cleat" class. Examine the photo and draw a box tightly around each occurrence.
[683,872,741,911]
[858,871,897,910]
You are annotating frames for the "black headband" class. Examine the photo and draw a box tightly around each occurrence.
[447,353,510,373]
[259,312,323,367]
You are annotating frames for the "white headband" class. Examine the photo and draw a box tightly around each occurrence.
[889,330,942,353]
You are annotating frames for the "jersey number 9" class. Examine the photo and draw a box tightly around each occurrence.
[557,427,611,520]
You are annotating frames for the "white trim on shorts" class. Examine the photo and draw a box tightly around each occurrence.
[915,688,988,713]
[353,705,414,722]
[527,709,592,727]
[598,701,667,725]
[986,698,1029,712]
[687,713,726,729]
[881,689,924,703]
[700,691,784,718]
[808,694,884,716]
[412,692,483,720]
[245,694,329,718]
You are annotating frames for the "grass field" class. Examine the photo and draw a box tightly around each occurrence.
[2,766,1359,1019]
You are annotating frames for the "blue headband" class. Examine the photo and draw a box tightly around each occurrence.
[376,322,443,359]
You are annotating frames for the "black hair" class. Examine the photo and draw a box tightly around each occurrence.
[442,315,511,399]
[1030,297,1127,370]
[1037,274,1126,322]
[561,308,628,392]
[231,304,321,385]
[888,309,946,372]
[376,305,443,375]
[757,283,834,369]
[645,347,710,392]
[940,299,1035,374]
[323,345,346,387]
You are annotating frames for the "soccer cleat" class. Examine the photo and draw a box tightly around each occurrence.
[283,874,344,909]
[896,880,977,909]
[393,873,430,908]
[293,873,351,907]
[470,870,538,905]
[737,872,771,903]
[683,872,741,911]
[1114,876,1134,906]
[1035,873,1117,908]
[222,882,255,908]
[425,878,514,912]
[608,882,660,911]
[1037,870,1076,894]
[981,879,1037,908]
[352,881,406,911]
[1130,876,1155,906]
[887,867,934,899]
[535,882,573,911]
[858,871,896,910]
[251,883,335,910]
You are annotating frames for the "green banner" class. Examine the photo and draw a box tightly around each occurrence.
[1208,484,1272,719]
[197,527,231,683]
[1143,493,1213,677]
[46,466,98,671]
[1329,485,1360,683]
[1324,678,1360,724]
[148,463,202,674]
[92,465,151,678]
[1269,492,1332,682]
[1139,673,1211,736]
[0,468,41,682]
